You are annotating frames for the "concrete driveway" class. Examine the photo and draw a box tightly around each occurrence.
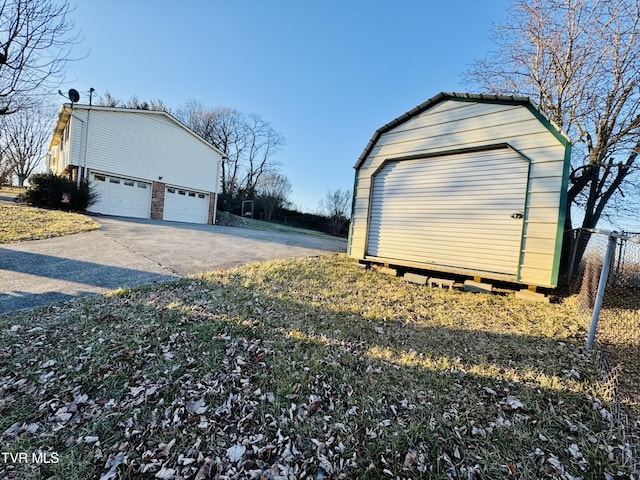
[0,216,347,315]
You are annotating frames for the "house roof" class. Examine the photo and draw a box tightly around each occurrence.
[354,92,570,169]
[49,103,227,158]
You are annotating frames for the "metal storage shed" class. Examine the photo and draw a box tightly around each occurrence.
[348,93,571,288]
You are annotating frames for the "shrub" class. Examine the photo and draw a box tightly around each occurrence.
[25,173,95,211]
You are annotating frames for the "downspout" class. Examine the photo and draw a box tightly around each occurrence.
[212,190,219,224]
[78,88,95,186]
[79,104,91,188]
[213,155,226,224]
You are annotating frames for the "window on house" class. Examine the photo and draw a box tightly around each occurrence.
[178,190,186,195]
[109,178,120,184]
[167,188,175,194]
[124,180,134,187]
[94,175,106,182]
[188,192,196,197]
[61,124,70,151]
[137,183,147,189]
[198,193,206,199]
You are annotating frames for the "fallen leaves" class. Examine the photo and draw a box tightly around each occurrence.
[501,395,526,411]
[100,454,127,480]
[0,256,637,479]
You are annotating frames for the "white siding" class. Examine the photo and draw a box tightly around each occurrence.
[50,116,80,175]
[349,98,569,287]
[71,107,221,194]
[69,115,85,168]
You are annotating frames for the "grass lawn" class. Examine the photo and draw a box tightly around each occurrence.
[216,211,339,239]
[0,255,637,479]
[0,204,99,243]
[0,186,27,196]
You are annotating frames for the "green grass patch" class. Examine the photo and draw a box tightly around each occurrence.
[216,210,336,238]
[0,255,636,479]
[0,204,99,243]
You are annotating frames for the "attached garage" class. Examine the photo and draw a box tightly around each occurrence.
[163,187,210,224]
[89,172,152,219]
[349,93,571,288]
[48,104,224,225]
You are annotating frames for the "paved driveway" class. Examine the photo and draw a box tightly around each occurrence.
[0,216,347,315]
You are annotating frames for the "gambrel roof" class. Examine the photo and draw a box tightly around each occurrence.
[354,92,570,169]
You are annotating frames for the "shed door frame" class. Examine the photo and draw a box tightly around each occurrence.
[365,143,531,280]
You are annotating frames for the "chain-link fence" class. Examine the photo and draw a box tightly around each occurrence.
[568,229,640,332]
[567,228,640,464]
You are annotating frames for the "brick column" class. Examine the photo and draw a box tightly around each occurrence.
[208,192,217,224]
[151,181,165,220]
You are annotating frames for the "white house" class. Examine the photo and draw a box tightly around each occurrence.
[348,93,571,288]
[48,104,224,224]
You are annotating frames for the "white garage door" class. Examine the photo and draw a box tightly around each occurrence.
[89,172,152,218]
[367,148,529,277]
[163,187,210,224]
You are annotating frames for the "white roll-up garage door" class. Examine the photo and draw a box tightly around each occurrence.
[89,172,152,218]
[367,148,529,277]
[163,186,210,224]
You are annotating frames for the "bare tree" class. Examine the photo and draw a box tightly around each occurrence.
[0,146,13,185]
[148,98,170,112]
[256,172,292,221]
[0,0,79,114]
[179,102,243,196]
[96,91,170,112]
[0,104,52,185]
[466,0,640,276]
[240,113,285,196]
[178,102,285,198]
[319,188,352,236]
[96,91,119,107]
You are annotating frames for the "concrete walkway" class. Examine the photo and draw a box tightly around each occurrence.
[0,216,347,315]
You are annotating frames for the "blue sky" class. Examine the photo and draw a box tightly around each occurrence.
[61,1,511,213]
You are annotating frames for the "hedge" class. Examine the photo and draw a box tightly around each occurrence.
[25,173,94,211]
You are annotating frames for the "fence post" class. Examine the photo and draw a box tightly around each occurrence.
[567,229,580,290]
[586,234,617,352]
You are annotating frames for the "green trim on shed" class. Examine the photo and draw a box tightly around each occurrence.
[550,142,573,287]
[354,92,571,170]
